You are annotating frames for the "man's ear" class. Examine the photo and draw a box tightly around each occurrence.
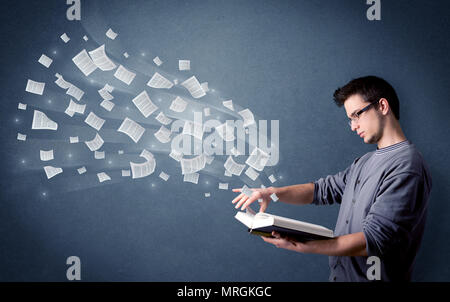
[378,98,390,116]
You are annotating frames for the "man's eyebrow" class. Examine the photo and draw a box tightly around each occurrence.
[348,109,359,119]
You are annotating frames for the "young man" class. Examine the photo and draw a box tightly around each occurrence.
[232,76,432,281]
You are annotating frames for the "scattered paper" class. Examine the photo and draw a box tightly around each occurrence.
[155,111,172,125]
[268,175,277,183]
[147,72,173,89]
[132,90,158,117]
[100,99,115,112]
[83,35,89,41]
[117,117,145,143]
[97,172,111,182]
[203,107,210,117]
[69,136,79,143]
[169,149,183,162]
[169,96,187,113]
[245,166,260,181]
[224,156,245,176]
[60,33,70,43]
[183,172,199,184]
[183,120,203,140]
[84,112,105,131]
[66,84,84,101]
[66,99,86,116]
[26,79,45,95]
[238,108,256,127]
[180,154,206,174]
[246,147,270,172]
[241,185,253,197]
[77,166,87,174]
[178,60,190,71]
[130,158,156,179]
[140,149,154,161]
[219,183,229,190]
[222,100,234,111]
[44,166,63,179]
[270,193,279,202]
[122,169,131,177]
[153,56,163,66]
[106,28,118,40]
[154,125,172,143]
[85,133,104,151]
[215,123,235,141]
[200,82,209,93]
[159,171,170,181]
[55,73,72,89]
[32,110,58,130]
[88,44,116,71]
[18,103,27,110]
[72,49,97,76]
[114,65,136,85]
[17,133,27,141]
[181,76,205,98]
[40,149,54,161]
[94,150,105,159]
[38,54,53,68]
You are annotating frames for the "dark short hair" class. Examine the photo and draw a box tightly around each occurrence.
[333,76,400,120]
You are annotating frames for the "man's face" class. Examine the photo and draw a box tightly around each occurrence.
[344,94,383,144]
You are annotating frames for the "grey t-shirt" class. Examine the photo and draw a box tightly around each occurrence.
[313,140,432,281]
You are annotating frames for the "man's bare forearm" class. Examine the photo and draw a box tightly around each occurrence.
[271,183,315,206]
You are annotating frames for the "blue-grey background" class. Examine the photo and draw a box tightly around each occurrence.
[0,0,449,281]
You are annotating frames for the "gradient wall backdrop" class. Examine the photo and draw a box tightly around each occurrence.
[0,0,449,281]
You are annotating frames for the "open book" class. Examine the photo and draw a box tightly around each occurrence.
[235,208,334,242]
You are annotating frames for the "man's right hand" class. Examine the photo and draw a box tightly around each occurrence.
[232,187,275,212]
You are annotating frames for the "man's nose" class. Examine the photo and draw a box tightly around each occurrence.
[351,121,359,132]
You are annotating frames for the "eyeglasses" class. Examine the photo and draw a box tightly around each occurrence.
[347,100,380,127]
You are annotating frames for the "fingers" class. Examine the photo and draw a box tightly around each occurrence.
[232,188,242,193]
[235,195,250,209]
[231,193,244,205]
[241,197,257,210]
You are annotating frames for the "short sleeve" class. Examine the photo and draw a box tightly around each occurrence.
[362,172,428,258]
[312,158,359,206]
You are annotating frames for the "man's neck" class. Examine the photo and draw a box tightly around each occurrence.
[377,120,407,149]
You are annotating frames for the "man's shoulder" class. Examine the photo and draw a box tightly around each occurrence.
[385,143,430,178]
